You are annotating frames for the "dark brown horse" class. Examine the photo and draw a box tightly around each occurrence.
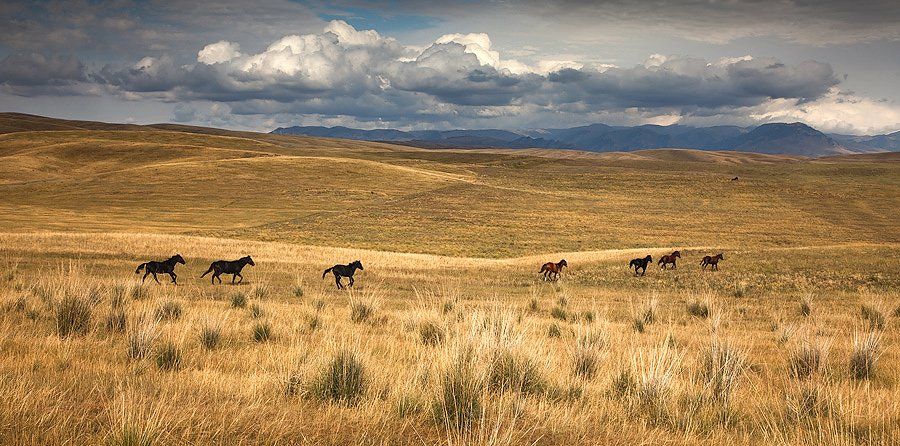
[658,251,681,270]
[700,253,725,271]
[323,260,364,289]
[629,255,652,276]
[539,259,567,281]
[201,256,255,284]
[135,254,185,284]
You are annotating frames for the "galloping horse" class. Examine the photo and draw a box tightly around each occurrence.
[700,253,725,271]
[629,255,652,276]
[539,259,567,281]
[658,251,681,270]
[135,254,185,284]
[201,256,255,284]
[323,260,364,289]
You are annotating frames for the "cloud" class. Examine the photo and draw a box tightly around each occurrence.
[0,52,94,96]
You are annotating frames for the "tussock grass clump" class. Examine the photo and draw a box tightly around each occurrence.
[849,330,882,380]
[776,322,799,346]
[292,284,304,298]
[419,319,446,346]
[306,313,322,331]
[441,301,455,315]
[127,316,159,360]
[155,340,183,371]
[527,298,539,312]
[309,349,368,405]
[252,320,272,342]
[55,294,94,337]
[786,382,831,420]
[230,292,247,309]
[632,318,645,333]
[798,294,813,317]
[788,338,830,379]
[699,337,747,404]
[572,330,606,379]
[199,319,223,350]
[550,305,568,321]
[487,348,545,395]
[548,322,561,338]
[434,343,484,433]
[632,342,683,417]
[686,300,710,318]
[349,291,379,323]
[251,283,269,300]
[154,300,182,321]
[860,303,886,330]
[105,307,127,333]
[249,303,264,319]
[129,283,149,301]
[610,368,636,399]
[631,295,658,333]
[312,299,326,312]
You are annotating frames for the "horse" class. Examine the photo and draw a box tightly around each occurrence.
[539,259,567,281]
[201,256,255,284]
[135,254,185,284]
[322,260,364,289]
[629,255,652,276]
[700,253,725,271]
[658,251,681,270]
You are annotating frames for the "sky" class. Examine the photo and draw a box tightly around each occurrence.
[1,0,898,135]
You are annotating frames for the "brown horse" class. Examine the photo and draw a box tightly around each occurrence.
[658,251,681,270]
[700,253,725,271]
[539,259,567,281]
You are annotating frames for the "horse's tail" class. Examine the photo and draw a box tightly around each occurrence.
[200,265,214,278]
[538,265,547,274]
[135,263,147,274]
[322,267,334,279]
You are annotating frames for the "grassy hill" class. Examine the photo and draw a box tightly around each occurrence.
[0,114,898,446]
[1,113,897,257]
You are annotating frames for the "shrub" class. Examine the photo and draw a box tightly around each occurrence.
[788,339,829,379]
[699,337,747,404]
[199,320,222,350]
[487,349,545,395]
[55,294,93,337]
[419,319,445,346]
[309,349,368,404]
[849,330,882,380]
[252,320,272,342]
[230,292,247,309]
[155,300,182,321]
[155,341,182,371]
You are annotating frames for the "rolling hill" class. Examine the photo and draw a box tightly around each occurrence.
[273,121,900,156]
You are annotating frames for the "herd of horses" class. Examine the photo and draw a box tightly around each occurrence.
[541,250,725,281]
[134,250,724,288]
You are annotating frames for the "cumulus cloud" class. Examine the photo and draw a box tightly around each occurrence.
[89,20,845,124]
[0,52,94,96]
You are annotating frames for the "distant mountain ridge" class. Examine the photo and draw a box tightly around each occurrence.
[272,122,900,157]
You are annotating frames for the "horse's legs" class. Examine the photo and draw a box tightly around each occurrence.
[349,276,354,288]
[335,275,342,289]
[142,270,150,283]
[169,272,177,284]
[151,272,160,284]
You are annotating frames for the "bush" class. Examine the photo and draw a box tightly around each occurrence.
[849,331,882,380]
[309,349,368,404]
[155,341,183,371]
[155,300,182,321]
[252,320,272,342]
[55,294,93,337]
[230,292,247,309]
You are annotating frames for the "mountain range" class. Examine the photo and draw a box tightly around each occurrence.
[272,122,900,157]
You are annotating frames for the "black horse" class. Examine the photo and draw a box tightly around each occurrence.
[201,256,255,284]
[135,254,185,284]
[322,260,364,289]
[629,255,652,276]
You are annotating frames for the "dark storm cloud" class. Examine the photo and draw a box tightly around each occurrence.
[0,51,94,96]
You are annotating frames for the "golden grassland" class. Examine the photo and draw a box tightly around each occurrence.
[0,113,899,445]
